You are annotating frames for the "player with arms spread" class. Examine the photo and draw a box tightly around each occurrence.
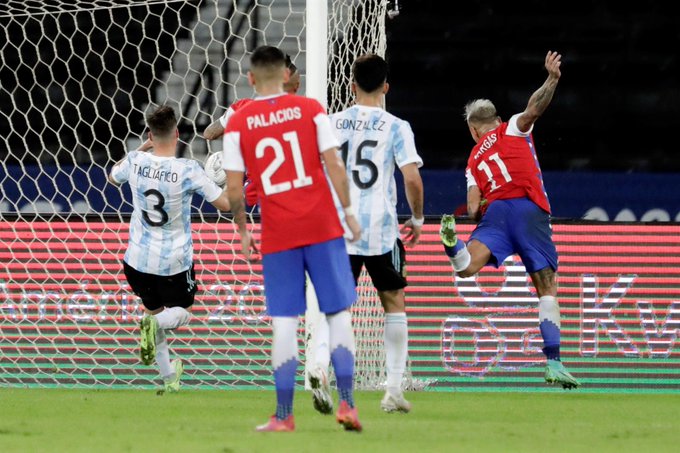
[203,54,301,208]
[440,51,580,389]
[109,105,230,393]
[311,54,424,415]
[222,46,363,432]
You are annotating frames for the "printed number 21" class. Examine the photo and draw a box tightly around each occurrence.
[477,152,512,191]
[256,131,312,195]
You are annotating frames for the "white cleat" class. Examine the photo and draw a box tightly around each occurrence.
[381,391,412,413]
[308,366,333,415]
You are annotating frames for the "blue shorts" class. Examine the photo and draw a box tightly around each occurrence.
[262,237,356,317]
[469,198,558,273]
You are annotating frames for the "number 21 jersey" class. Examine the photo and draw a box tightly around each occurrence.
[222,93,342,254]
[331,105,423,256]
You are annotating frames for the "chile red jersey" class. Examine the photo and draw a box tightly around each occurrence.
[222,93,343,254]
[221,98,259,206]
[466,114,551,214]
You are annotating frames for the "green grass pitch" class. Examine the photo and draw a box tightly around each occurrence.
[0,388,678,453]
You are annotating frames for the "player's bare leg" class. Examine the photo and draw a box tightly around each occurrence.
[530,267,580,390]
[378,289,411,413]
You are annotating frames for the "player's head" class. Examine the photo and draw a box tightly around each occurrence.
[248,46,289,90]
[351,54,389,95]
[283,54,301,94]
[146,105,178,144]
[464,99,501,143]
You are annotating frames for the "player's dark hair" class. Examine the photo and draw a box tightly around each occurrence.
[352,54,388,93]
[251,46,286,70]
[146,105,177,140]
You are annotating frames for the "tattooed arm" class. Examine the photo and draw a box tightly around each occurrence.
[515,51,562,133]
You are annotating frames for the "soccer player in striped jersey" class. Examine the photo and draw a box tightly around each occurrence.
[440,51,580,389]
[203,54,301,208]
[223,46,363,432]
[109,105,231,393]
[312,54,424,414]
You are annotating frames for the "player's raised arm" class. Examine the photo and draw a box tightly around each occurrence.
[203,117,226,141]
[515,51,562,133]
[399,162,424,246]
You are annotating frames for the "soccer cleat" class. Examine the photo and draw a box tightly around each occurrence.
[545,359,581,390]
[139,315,158,366]
[439,214,458,248]
[164,359,184,393]
[335,400,362,432]
[255,415,295,432]
[308,366,333,415]
[380,391,412,413]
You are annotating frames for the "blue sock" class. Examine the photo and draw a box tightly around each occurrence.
[540,319,561,361]
[273,357,297,419]
[331,345,355,408]
[443,240,465,258]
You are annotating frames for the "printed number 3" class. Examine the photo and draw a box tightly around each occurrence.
[142,189,169,226]
[256,131,313,195]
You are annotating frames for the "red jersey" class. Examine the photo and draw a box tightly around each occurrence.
[466,114,551,214]
[222,93,342,254]
[220,98,259,206]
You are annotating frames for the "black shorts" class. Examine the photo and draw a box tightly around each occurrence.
[123,261,197,312]
[350,239,407,292]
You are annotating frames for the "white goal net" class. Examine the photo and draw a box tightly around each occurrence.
[0,0,394,390]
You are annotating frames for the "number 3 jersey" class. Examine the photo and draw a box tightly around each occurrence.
[330,105,423,256]
[222,93,343,254]
[466,114,551,214]
[110,151,223,275]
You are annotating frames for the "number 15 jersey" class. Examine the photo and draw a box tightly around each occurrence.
[222,93,342,255]
[331,105,423,256]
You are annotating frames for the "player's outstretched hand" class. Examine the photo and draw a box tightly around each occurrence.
[240,229,260,261]
[345,214,362,243]
[400,219,422,247]
[545,50,561,80]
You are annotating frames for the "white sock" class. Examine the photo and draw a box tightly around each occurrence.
[450,247,471,273]
[155,306,191,330]
[314,314,331,370]
[385,312,408,394]
[271,317,299,369]
[327,310,356,355]
[155,329,173,379]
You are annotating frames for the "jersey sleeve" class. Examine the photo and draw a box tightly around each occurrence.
[313,113,340,153]
[218,106,236,128]
[393,121,424,168]
[188,161,223,202]
[109,151,135,184]
[222,130,245,172]
[506,113,533,137]
[465,167,477,188]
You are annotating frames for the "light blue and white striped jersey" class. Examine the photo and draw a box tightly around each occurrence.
[110,151,223,276]
[330,105,423,255]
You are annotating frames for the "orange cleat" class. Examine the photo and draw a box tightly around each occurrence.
[255,415,295,432]
[335,400,362,432]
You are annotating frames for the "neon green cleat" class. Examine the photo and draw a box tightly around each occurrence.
[164,359,184,393]
[439,214,458,248]
[139,315,158,366]
[545,359,580,390]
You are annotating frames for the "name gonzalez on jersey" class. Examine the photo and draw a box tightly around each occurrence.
[335,118,386,132]
[133,164,179,183]
[247,106,302,130]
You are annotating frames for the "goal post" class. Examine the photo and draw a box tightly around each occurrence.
[0,0,396,390]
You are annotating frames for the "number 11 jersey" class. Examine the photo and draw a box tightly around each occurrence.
[331,105,423,256]
[222,93,342,254]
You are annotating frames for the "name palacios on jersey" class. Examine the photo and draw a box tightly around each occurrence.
[247,106,302,130]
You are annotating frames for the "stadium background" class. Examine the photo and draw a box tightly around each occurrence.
[0,0,678,394]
